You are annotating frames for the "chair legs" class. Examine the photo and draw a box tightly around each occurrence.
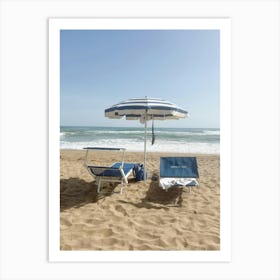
[95,177,126,194]
[96,177,102,193]
[94,174,131,194]
[119,179,127,195]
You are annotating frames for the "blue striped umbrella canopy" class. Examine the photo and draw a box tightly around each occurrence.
[104,97,189,178]
[105,97,188,123]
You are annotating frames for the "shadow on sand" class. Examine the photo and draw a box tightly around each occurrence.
[60,175,184,212]
[60,178,120,211]
[118,177,184,209]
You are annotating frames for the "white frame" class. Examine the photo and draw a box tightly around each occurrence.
[49,18,231,262]
[1,0,279,279]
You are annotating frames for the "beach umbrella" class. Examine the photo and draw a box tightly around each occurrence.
[104,97,189,179]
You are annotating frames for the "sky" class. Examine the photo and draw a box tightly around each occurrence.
[60,30,220,128]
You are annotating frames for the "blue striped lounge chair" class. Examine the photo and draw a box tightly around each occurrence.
[83,147,135,194]
[159,157,199,191]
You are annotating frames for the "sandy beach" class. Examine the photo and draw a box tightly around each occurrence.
[60,149,220,250]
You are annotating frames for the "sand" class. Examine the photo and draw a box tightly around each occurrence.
[60,149,220,250]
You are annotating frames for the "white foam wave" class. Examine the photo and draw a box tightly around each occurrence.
[61,129,220,135]
[154,130,220,136]
[60,139,219,154]
[92,130,144,134]
[60,131,78,136]
[202,130,220,135]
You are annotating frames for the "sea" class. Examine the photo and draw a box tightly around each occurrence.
[60,126,220,154]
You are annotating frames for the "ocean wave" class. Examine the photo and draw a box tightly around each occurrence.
[60,129,220,137]
[153,131,220,137]
[91,130,144,134]
[60,127,220,154]
[60,140,219,154]
[202,130,220,135]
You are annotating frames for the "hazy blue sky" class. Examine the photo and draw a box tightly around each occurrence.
[60,30,220,128]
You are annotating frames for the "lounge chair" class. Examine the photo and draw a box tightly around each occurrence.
[83,147,136,194]
[159,157,199,191]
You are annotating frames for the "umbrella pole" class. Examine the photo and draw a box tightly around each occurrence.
[144,115,147,180]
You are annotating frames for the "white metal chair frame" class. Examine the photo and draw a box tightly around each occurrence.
[83,147,132,194]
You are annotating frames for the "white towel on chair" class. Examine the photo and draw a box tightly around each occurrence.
[159,178,198,190]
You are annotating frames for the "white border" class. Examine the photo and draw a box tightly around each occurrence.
[49,18,231,262]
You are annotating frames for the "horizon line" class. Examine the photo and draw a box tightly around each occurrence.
[60,125,220,129]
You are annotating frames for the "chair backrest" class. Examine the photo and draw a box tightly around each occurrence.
[160,157,199,178]
[83,147,126,168]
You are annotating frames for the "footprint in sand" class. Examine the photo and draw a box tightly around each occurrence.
[84,219,104,226]
[137,244,154,250]
[98,228,114,238]
[99,238,125,247]
[60,217,72,227]
[114,205,128,216]
[198,235,220,246]
[136,230,158,240]
[153,238,169,248]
